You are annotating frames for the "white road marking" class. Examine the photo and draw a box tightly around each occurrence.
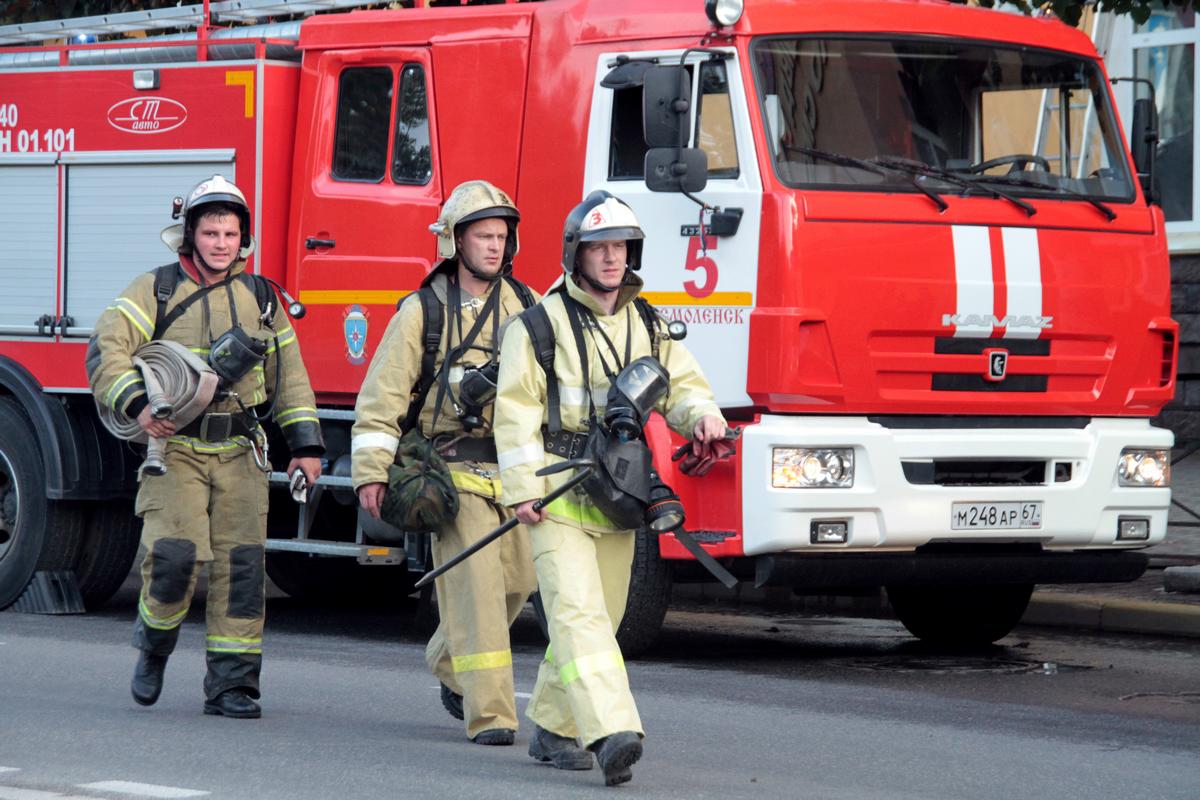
[77,783,209,799]
[515,692,532,699]
[0,788,96,800]
[0,769,19,774]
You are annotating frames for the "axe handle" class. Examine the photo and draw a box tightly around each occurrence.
[413,467,592,589]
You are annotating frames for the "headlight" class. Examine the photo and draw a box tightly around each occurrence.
[1117,448,1170,487]
[705,0,744,27]
[772,447,854,488]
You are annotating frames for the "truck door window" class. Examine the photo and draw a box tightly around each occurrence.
[609,84,648,179]
[609,63,714,181]
[392,64,432,185]
[332,66,393,182]
[695,60,739,179]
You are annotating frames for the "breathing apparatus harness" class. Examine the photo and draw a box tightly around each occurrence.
[150,263,294,467]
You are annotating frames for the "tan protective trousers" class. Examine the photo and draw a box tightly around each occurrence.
[133,442,269,700]
[424,487,537,738]
[524,519,644,747]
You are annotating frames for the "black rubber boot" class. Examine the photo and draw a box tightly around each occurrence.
[529,725,594,770]
[472,728,516,746]
[440,682,464,721]
[590,732,643,787]
[131,651,168,707]
[203,689,262,719]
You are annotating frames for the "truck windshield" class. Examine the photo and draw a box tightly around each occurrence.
[751,37,1135,203]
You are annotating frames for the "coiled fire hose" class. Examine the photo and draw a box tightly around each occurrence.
[97,340,220,477]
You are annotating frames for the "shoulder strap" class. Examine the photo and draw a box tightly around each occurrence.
[237,272,275,321]
[519,303,563,435]
[401,286,444,433]
[150,263,181,340]
[632,297,660,360]
[153,269,274,340]
[503,275,537,310]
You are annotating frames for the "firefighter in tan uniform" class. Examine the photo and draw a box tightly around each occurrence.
[87,176,323,719]
[495,192,727,785]
[353,181,539,746]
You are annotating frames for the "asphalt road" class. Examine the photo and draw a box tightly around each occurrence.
[1,585,1198,800]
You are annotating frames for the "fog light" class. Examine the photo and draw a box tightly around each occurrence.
[811,520,848,544]
[1117,517,1150,541]
[772,447,854,488]
[1117,449,1170,487]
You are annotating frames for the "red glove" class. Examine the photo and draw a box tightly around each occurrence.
[672,428,740,477]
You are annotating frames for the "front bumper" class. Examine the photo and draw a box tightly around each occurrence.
[741,416,1172,557]
[753,548,1149,589]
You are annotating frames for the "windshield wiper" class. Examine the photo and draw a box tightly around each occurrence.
[872,157,1037,218]
[786,147,949,212]
[964,174,1117,222]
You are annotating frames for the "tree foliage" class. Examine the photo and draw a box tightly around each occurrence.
[959,0,1192,27]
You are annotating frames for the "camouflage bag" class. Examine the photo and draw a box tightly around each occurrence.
[380,429,459,535]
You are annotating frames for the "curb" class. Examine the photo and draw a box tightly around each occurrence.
[1020,592,1200,639]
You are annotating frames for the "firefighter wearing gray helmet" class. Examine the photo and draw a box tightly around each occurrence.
[494,190,728,785]
[352,179,539,746]
[87,174,324,719]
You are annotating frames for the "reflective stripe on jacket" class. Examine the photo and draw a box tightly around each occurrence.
[351,270,539,490]
[494,273,723,533]
[87,258,322,454]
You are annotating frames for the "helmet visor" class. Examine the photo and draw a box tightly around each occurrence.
[578,225,644,242]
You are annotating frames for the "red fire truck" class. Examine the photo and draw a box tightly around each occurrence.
[0,0,1175,648]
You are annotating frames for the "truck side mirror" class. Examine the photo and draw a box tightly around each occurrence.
[643,65,690,148]
[1131,97,1159,204]
[645,147,708,193]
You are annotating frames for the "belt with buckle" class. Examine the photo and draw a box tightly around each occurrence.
[541,427,590,460]
[178,411,257,443]
[434,435,498,463]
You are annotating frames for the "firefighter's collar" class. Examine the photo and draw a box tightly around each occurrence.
[565,269,643,317]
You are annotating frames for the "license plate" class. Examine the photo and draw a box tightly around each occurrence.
[951,501,1042,530]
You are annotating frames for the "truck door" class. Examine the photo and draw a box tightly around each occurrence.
[582,49,762,409]
[293,49,440,390]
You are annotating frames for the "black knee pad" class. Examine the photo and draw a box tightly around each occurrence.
[149,538,197,604]
[227,544,265,619]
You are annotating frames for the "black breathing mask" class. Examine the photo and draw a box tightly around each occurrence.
[456,362,499,432]
[604,356,671,441]
[208,327,269,385]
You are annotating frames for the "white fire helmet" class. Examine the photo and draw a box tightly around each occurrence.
[561,190,644,275]
[429,180,520,264]
[160,174,255,258]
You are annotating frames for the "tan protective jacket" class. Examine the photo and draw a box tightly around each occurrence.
[87,258,322,455]
[494,273,723,533]
[351,268,539,491]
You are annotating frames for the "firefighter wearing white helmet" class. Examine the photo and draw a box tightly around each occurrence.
[87,174,323,719]
[493,190,727,785]
[352,179,539,745]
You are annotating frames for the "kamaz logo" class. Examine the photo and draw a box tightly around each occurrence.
[941,313,1053,330]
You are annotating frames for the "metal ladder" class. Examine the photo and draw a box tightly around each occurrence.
[0,0,385,45]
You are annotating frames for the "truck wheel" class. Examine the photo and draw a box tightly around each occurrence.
[616,529,673,658]
[0,398,86,609]
[886,583,1033,647]
[74,502,142,609]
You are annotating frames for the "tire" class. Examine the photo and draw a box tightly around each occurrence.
[74,501,142,609]
[886,583,1034,648]
[0,398,86,609]
[615,528,673,658]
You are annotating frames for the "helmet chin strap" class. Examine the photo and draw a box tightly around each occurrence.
[457,252,506,283]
